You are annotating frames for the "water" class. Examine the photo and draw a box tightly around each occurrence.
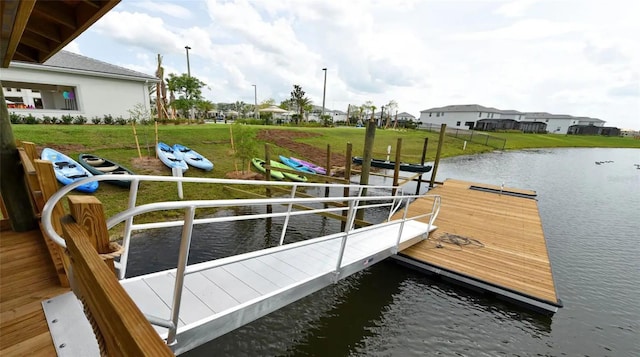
[125,148,640,356]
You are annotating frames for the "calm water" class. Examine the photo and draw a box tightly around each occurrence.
[126,148,640,356]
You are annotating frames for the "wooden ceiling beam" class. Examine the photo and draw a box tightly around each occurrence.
[13,44,40,62]
[24,19,62,44]
[18,32,52,53]
[2,0,35,67]
[32,2,77,30]
[80,0,101,10]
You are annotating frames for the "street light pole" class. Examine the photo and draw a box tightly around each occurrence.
[252,84,258,119]
[321,68,327,118]
[184,46,192,121]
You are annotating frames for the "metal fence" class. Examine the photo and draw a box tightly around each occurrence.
[419,123,507,150]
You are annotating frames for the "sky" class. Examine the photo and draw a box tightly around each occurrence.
[65,0,639,129]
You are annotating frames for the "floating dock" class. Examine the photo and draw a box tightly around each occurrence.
[393,179,562,314]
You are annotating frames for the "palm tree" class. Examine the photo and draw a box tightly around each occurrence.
[290,85,312,124]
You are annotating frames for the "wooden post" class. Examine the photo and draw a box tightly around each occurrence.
[342,142,352,230]
[415,137,429,195]
[0,86,37,231]
[392,138,402,196]
[357,118,377,223]
[35,159,71,287]
[132,121,142,158]
[67,195,116,273]
[429,124,446,188]
[61,216,173,356]
[324,144,331,198]
[264,144,272,214]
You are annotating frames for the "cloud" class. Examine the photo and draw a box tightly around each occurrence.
[63,41,82,54]
[494,0,538,18]
[93,11,183,54]
[131,1,192,19]
[452,19,580,41]
[608,83,640,98]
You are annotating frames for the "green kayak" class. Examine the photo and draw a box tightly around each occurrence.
[251,158,307,182]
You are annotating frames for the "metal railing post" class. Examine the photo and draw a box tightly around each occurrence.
[118,178,140,279]
[335,200,356,272]
[393,198,410,253]
[279,184,298,245]
[166,206,196,345]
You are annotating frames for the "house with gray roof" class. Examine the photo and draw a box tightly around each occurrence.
[2,51,158,120]
[418,104,606,134]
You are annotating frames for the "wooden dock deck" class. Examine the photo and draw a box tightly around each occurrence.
[0,229,69,356]
[393,179,562,313]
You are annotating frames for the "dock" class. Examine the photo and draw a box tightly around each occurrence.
[0,230,69,356]
[393,179,562,314]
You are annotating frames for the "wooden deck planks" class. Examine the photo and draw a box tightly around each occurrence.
[0,230,69,356]
[398,179,560,305]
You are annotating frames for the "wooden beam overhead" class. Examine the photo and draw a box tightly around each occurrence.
[23,19,62,44]
[2,0,35,67]
[32,2,77,30]
[1,0,120,67]
[17,32,51,53]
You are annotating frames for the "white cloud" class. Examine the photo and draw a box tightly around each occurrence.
[131,1,192,19]
[63,41,82,54]
[70,0,640,129]
[494,0,538,18]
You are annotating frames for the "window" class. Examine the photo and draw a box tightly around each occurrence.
[441,112,444,116]
[478,112,482,117]
[545,119,548,122]
[16,88,21,92]
[429,113,432,117]
[456,121,461,126]
[436,112,440,117]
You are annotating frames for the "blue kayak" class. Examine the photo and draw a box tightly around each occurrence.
[41,148,99,193]
[156,142,188,172]
[173,144,213,171]
[279,155,315,174]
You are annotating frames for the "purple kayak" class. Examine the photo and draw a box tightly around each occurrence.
[289,157,326,175]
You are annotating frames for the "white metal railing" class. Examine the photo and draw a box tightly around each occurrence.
[41,174,441,346]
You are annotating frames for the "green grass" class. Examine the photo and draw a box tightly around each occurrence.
[10,124,639,232]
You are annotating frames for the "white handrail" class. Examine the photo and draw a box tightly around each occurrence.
[40,173,441,345]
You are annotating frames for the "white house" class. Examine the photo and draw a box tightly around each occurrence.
[523,112,604,134]
[418,104,504,130]
[418,104,607,134]
[2,51,158,120]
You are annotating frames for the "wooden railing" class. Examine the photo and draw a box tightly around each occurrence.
[61,196,173,356]
[16,141,173,355]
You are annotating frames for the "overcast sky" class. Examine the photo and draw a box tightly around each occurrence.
[66,0,639,129]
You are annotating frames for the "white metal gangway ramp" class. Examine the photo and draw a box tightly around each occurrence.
[43,175,440,355]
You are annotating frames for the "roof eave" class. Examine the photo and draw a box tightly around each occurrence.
[9,61,159,82]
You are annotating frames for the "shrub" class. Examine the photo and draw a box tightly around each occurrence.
[42,115,53,124]
[24,114,39,124]
[103,114,114,125]
[50,116,60,124]
[73,115,87,125]
[61,114,73,124]
[115,116,127,125]
[9,112,22,124]
[91,116,102,124]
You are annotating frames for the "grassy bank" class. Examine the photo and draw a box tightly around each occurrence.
[11,124,640,226]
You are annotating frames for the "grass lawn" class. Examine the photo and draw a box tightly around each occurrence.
[9,123,640,231]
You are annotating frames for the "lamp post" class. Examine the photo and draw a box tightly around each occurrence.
[252,84,258,119]
[184,46,192,121]
[321,68,327,118]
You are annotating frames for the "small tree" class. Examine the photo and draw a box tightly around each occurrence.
[233,123,258,172]
[290,85,312,125]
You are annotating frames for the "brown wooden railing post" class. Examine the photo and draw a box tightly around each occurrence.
[32,153,70,287]
[61,209,173,356]
[67,195,115,273]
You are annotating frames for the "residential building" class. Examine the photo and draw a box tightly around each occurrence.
[2,51,158,120]
[419,104,608,134]
[418,104,503,130]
